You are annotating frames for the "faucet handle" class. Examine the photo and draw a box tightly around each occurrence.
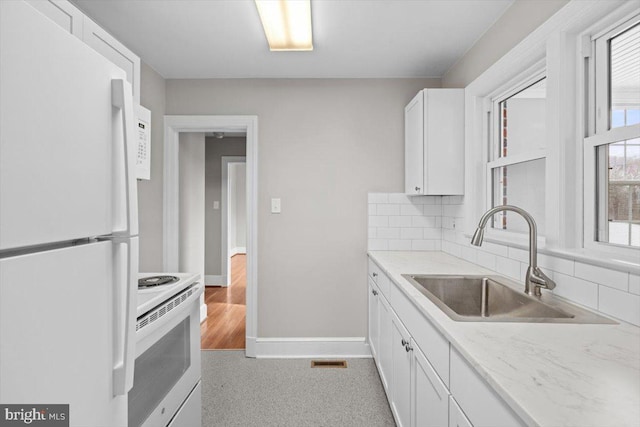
[532,267,555,289]
[526,266,556,296]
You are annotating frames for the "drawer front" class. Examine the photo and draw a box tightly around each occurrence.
[368,258,381,282]
[368,258,390,297]
[389,281,450,386]
[450,347,525,427]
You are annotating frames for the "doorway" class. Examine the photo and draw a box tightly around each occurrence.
[201,150,247,349]
[163,115,258,357]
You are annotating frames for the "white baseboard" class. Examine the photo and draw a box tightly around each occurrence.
[230,247,246,257]
[249,337,372,359]
[200,303,207,323]
[205,274,227,287]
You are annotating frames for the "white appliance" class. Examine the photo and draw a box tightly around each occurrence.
[130,273,203,427]
[0,2,138,426]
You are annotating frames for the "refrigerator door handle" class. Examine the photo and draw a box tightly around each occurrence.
[111,236,138,396]
[111,79,139,237]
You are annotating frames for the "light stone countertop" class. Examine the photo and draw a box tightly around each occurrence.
[367,251,640,427]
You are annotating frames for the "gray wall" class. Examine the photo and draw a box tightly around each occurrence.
[441,0,569,88]
[204,137,247,277]
[229,162,247,251]
[179,133,205,282]
[137,62,166,272]
[166,78,439,337]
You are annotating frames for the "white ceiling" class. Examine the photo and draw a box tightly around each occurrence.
[70,0,514,79]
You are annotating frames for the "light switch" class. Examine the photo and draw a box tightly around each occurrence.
[213,201,219,210]
[271,198,281,214]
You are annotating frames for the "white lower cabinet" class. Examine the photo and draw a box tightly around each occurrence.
[389,311,450,427]
[368,276,391,392]
[368,257,526,427]
[449,396,473,427]
[450,347,525,427]
[378,292,393,392]
[413,340,449,427]
[368,278,380,360]
[390,311,412,427]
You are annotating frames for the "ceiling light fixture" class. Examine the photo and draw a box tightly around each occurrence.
[254,0,313,51]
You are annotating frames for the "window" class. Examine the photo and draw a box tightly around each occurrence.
[585,17,640,250]
[467,1,639,261]
[488,76,547,235]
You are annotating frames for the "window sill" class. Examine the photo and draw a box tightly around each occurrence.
[465,231,640,275]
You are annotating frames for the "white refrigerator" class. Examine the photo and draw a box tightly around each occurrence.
[0,1,138,426]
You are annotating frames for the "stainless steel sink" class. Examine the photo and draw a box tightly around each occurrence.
[402,274,617,324]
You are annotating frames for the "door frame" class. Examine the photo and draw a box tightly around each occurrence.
[221,156,246,287]
[163,115,258,357]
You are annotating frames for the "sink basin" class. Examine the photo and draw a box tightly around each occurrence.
[402,274,617,324]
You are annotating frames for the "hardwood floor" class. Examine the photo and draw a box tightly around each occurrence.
[200,254,246,349]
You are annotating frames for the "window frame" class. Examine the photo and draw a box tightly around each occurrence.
[485,70,547,238]
[463,0,640,268]
[583,13,640,256]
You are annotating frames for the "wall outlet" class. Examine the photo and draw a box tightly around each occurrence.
[271,198,281,214]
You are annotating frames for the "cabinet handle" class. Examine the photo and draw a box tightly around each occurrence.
[372,290,378,296]
[372,272,378,278]
[401,338,408,346]
[405,344,413,352]
[415,186,421,192]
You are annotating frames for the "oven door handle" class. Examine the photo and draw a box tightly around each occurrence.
[111,236,138,396]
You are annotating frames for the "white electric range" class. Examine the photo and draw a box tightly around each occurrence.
[130,273,203,427]
[136,272,201,317]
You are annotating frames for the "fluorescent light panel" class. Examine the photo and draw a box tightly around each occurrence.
[255,0,313,51]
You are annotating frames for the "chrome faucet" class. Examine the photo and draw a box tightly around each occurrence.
[470,205,555,297]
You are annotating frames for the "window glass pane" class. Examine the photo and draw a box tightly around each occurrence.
[498,78,546,158]
[597,139,640,247]
[610,23,640,128]
[491,158,545,234]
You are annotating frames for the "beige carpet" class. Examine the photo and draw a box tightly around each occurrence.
[200,350,396,427]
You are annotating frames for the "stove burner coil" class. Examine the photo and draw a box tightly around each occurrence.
[138,275,180,288]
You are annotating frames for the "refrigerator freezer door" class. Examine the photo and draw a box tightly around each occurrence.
[0,1,129,250]
[0,241,127,427]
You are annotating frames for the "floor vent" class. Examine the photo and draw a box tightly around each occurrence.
[311,360,347,368]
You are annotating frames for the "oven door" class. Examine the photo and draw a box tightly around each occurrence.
[128,286,202,427]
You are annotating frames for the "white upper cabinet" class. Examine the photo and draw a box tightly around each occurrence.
[25,0,140,103]
[404,89,464,195]
[26,0,83,37]
[83,17,140,104]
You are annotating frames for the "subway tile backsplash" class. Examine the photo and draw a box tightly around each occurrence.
[368,193,442,254]
[368,192,640,327]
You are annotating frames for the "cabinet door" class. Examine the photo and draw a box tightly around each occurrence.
[424,89,464,195]
[368,279,380,360]
[378,292,392,392]
[83,17,141,103]
[390,311,412,427]
[405,91,424,195]
[449,397,473,427]
[450,347,525,427]
[26,0,83,37]
[412,340,449,427]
